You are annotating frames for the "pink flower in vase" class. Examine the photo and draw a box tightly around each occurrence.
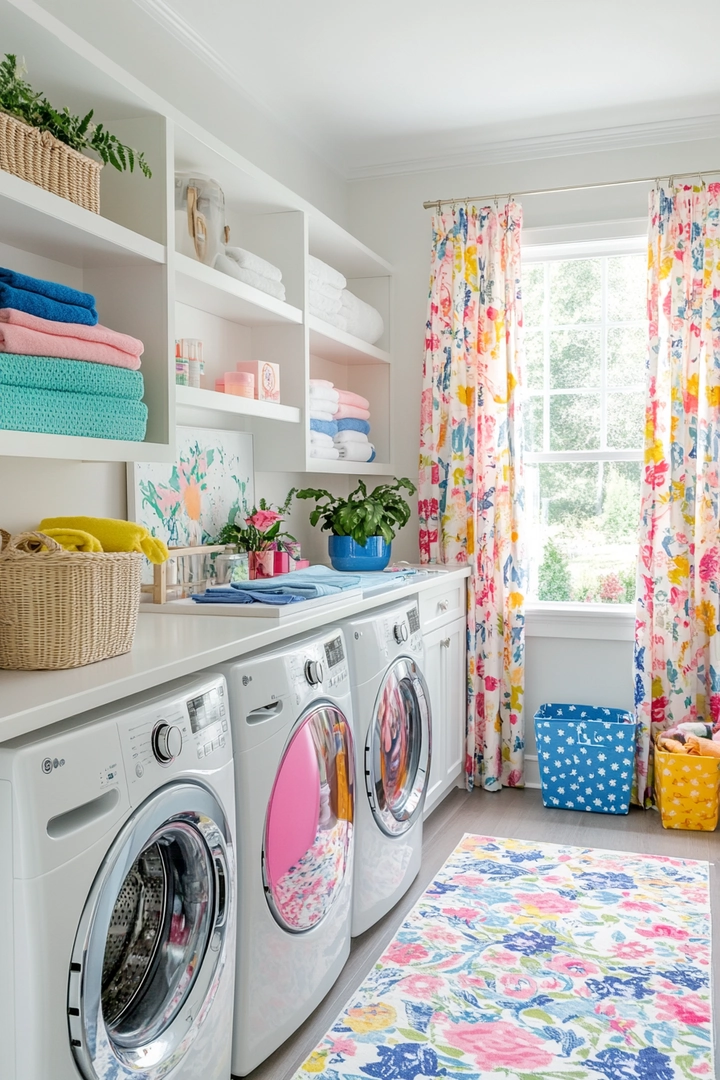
[247,509,282,532]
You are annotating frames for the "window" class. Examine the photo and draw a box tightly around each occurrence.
[522,245,646,605]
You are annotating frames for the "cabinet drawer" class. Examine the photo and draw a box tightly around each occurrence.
[420,578,466,632]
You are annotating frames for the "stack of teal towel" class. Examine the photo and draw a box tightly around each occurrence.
[0,268,147,442]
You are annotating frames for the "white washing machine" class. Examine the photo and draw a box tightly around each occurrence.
[343,598,431,937]
[214,627,354,1076]
[0,673,236,1080]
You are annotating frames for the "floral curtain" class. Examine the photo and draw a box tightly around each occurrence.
[634,183,720,807]
[418,205,526,790]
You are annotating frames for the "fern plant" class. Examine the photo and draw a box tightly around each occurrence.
[0,54,151,177]
[296,478,416,546]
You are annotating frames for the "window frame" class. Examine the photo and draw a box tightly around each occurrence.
[521,234,646,625]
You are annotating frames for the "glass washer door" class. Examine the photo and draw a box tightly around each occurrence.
[366,657,431,837]
[68,782,233,1080]
[263,704,354,933]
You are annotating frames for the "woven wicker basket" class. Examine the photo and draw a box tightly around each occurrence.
[0,112,102,213]
[0,530,141,670]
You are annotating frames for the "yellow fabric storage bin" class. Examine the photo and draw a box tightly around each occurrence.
[654,741,720,831]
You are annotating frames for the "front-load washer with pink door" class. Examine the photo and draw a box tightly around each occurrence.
[343,599,431,937]
[213,628,354,1076]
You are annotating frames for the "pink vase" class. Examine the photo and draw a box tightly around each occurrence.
[250,550,275,579]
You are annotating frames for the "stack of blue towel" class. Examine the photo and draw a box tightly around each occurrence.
[191,565,414,605]
[0,268,147,441]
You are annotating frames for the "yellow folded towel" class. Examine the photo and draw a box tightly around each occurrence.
[41,528,103,553]
[38,516,169,564]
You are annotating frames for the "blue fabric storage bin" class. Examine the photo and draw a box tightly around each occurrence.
[534,702,637,815]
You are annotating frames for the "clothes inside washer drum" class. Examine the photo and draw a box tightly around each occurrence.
[101,845,167,1024]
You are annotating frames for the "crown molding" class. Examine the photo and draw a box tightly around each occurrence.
[130,0,345,177]
[347,113,720,181]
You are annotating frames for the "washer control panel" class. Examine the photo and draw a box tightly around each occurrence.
[288,632,349,705]
[382,604,422,654]
[119,676,229,800]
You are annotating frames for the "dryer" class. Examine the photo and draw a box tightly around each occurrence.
[343,598,431,937]
[214,627,354,1076]
[0,673,236,1080]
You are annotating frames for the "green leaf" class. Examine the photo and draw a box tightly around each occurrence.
[395,1028,427,1043]
[523,1008,554,1023]
[434,1044,464,1059]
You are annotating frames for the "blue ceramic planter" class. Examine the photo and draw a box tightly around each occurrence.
[328,535,391,572]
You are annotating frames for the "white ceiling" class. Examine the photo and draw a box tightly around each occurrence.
[139,0,720,178]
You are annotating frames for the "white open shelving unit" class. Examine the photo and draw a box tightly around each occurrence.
[0,0,394,476]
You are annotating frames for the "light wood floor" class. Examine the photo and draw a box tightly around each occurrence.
[245,786,718,1080]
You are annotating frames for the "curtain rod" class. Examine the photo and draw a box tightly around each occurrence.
[422,168,720,210]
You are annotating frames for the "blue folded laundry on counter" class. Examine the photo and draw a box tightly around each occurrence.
[0,267,98,325]
[337,417,371,435]
[191,588,302,605]
[230,565,361,599]
[310,418,338,438]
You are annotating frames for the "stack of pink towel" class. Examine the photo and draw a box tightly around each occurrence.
[0,308,144,369]
[309,378,375,463]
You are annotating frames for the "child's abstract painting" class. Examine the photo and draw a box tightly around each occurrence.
[128,426,254,547]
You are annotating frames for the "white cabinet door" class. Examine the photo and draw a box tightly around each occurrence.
[422,616,466,817]
[422,626,445,814]
[444,617,466,785]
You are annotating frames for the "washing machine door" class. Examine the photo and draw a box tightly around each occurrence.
[68,781,233,1080]
[263,703,354,933]
[367,657,431,836]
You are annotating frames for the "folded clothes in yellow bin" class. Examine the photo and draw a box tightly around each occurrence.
[40,528,103,553]
[38,516,169,564]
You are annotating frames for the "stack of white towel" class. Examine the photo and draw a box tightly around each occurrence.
[215,246,286,301]
[308,255,385,345]
[309,378,375,462]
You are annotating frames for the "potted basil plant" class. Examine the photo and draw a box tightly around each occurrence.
[296,478,416,571]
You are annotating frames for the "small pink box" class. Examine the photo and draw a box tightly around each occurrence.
[291,558,310,571]
[235,361,280,402]
[273,551,290,575]
[215,378,225,393]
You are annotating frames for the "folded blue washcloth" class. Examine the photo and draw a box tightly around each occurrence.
[191,588,302,605]
[337,417,371,435]
[230,564,361,599]
[0,268,96,310]
[0,283,98,325]
[310,418,338,438]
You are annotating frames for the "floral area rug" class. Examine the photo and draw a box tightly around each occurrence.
[295,834,713,1079]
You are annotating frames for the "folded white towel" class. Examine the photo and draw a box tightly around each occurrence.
[308,255,346,290]
[309,445,340,461]
[224,246,282,282]
[308,290,342,316]
[310,307,348,333]
[338,442,375,462]
[334,429,370,445]
[309,431,334,447]
[309,386,340,405]
[310,409,335,422]
[214,254,287,301]
[340,289,383,344]
[310,379,334,390]
[310,404,339,419]
[309,279,344,302]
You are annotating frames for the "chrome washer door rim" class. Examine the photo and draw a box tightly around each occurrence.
[68,781,233,1080]
[366,657,431,837]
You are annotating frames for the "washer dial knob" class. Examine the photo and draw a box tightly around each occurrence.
[305,659,324,686]
[394,622,409,644]
[152,722,183,763]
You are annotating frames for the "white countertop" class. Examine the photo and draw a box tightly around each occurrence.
[0,567,469,743]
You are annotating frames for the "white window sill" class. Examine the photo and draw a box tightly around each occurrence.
[525,602,635,641]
